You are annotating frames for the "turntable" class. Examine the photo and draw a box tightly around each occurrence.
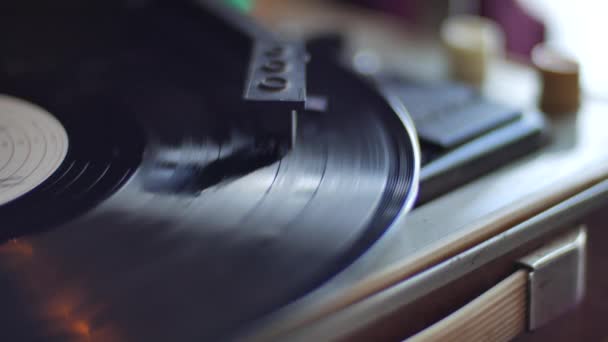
[0,1,554,341]
[0,1,420,340]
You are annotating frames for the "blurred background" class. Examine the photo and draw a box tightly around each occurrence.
[245,0,607,100]
[228,0,608,340]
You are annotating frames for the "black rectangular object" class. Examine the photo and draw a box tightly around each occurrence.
[416,100,522,148]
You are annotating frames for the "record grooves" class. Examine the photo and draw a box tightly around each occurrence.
[0,2,419,341]
[0,86,145,241]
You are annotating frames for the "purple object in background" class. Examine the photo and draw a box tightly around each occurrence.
[480,0,545,59]
[369,0,419,22]
[345,0,545,60]
[347,0,449,28]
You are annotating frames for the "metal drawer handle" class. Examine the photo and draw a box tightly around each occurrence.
[407,227,586,342]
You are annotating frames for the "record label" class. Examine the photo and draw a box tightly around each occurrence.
[0,95,68,205]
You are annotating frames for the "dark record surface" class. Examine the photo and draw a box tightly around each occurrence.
[0,2,418,341]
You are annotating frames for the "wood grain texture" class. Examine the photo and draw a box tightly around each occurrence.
[245,2,608,340]
[407,270,527,342]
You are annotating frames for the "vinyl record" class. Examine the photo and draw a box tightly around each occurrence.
[0,3,418,341]
[0,95,69,206]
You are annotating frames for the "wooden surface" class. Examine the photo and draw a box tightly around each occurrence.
[246,1,608,340]
[407,270,527,342]
[516,209,608,341]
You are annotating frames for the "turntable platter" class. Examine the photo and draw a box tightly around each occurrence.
[0,3,418,341]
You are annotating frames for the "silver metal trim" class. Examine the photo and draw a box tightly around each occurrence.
[269,179,608,341]
[518,227,586,330]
